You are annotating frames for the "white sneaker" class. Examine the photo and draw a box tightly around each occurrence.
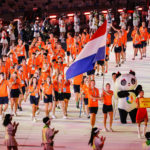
[0,115,2,120]
[63,116,67,119]
[103,128,109,132]
[14,112,17,117]
[109,128,114,132]
[138,134,142,139]
[36,109,40,115]
[52,115,56,119]
[10,110,13,115]
[33,117,37,122]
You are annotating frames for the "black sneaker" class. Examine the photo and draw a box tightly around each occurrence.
[19,107,23,111]
[101,73,104,76]
[96,73,99,76]
[76,101,79,109]
[87,115,90,119]
[57,106,61,109]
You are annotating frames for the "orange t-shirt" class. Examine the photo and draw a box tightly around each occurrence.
[133,34,141,45]
[103,90,113,105]
[16,45,26,57]
[106,33,111,45]
[28,85,40,96]
[73,74,83,85]
[106,47,110,55]
[139,27,148,41]
[63,80,71,93]
[53,80,58,92]
[43,83,53,95]
[67,37,74,52]
[17,72,26,87]
[0,80,9,97]
[114,38,122,47]
[88,87,99,107]
[82,84,89,98]
[9,78,21,89]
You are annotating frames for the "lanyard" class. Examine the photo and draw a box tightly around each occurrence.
[92,88,96,97]
[0,80,4,88]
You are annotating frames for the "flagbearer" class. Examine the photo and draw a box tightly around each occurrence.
[88,80,102,128]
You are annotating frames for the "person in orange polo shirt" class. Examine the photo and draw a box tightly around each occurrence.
[57,74,67,119]
[102,83,114,132]
[42,76,55,117]
[17,66,28,111]
[16,39,27,64]
[111,32,122,67]
[66,32,74,66]
[0,72,10,120]
[73,74,83,109]
[9,72,23,116]
[0,58,7,78]
[81,76,90,118]
[88,80,101,128]
[25,77,40,122]
[139,22,149,57]
[132,29,142,60]
[63,76,71,116]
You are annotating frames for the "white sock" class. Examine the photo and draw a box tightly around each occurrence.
[137,126,141,137]
[143,126,147,136]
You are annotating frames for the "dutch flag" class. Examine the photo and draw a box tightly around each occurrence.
[66,21,107,80]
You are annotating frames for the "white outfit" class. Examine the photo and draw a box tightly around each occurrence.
[89,14,93,30]
[33,23,40,38]
[59,18,66,33]
[119,13,127,28]
[17,19,22,34]
[133,10,140,27]
[74,15,80,33]
[92,17,98,30]
[98,14,104,27]
[9,24,15,41]
[106,13,112,29]
[147,9,150,28]
[0,30,8,44]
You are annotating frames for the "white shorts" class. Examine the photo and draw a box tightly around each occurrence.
[74,25,80,33]
[9,33,15,40]
[60,27,66,33]
[34,32,40,38]
[0,39,8,44]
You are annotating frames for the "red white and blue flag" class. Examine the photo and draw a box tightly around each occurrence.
[66,21,107,80]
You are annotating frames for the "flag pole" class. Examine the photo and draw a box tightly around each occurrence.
[102,20,108,90]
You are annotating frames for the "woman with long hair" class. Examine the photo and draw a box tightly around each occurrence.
[25,77,40,122]
[9,72,23,116]
[81,76,90,118]
[88,127,106,150]
[42,76,55,117]
[3,114,19,150]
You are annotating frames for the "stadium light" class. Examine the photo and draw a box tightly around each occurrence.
[118,9,123,12]
[13,18,19,21]
[102,10,107,14]
[49,15,57,19]
[127,10,134,13]
[84,12,90,15]
[138,7,143,11]
[67,13,74,17]
[33,7,38,11]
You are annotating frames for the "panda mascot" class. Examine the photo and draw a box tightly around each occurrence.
[114,71,142,124]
